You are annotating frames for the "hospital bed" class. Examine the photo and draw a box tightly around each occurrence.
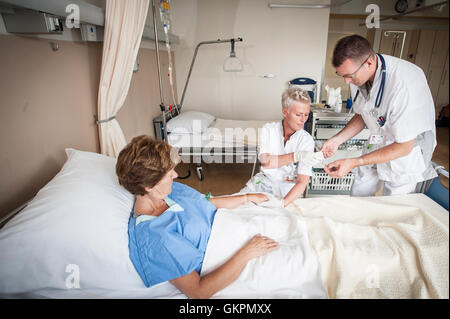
[0,149,448,299]
[159,110,271,181]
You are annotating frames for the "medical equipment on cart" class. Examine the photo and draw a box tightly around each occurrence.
[306,108,370,196]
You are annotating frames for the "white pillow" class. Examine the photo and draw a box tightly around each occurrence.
[166,111,215,134]
[0,149,145,294]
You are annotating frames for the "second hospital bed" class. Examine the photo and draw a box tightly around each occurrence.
[163,110,271,180]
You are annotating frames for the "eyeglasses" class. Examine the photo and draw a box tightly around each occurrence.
[336,54,371,79]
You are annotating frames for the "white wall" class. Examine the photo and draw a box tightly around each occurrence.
[171,0,330,121]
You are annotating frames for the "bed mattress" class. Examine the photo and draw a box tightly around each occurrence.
[167,118,270,149]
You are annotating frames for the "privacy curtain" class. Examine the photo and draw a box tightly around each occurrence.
[97,0,150,157]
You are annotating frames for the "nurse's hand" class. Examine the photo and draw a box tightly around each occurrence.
[320,138,341,158]
[259,153,278,169]
[324,158,357,178]
[257,194,285,208]
[246,193,269,205]
[239,234,279,261]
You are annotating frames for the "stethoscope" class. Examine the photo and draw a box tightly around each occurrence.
[353,53,386,127]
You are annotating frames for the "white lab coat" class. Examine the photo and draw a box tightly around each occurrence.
[351,54,437,187]
[241,121,314,198]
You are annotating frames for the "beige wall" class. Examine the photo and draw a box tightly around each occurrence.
[0,34,174,218]
[171,0,330,121]
[323,17,370,101]
[118,49,177,142]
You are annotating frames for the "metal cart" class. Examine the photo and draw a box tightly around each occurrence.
[306,107,370,196]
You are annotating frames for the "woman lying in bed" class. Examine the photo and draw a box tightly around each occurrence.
[116,135,279,299]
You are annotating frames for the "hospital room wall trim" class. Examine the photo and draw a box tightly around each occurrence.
[0,34,176,218]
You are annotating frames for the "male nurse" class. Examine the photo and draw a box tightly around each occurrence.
[321,34,437,196]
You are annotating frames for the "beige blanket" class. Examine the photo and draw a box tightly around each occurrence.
[288,194,449,299]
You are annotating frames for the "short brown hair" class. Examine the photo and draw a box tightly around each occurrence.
[116,135,177,196]
[332,34,375,67]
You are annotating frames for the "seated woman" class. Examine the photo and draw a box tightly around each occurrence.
[241,87,324,207]
[116,135,279,299]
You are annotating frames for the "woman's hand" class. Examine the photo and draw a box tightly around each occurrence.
[246,193,269,205]
[239,234,279,261]
[171,234,279,299]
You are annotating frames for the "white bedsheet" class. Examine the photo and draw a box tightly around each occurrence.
[201,204,328,299]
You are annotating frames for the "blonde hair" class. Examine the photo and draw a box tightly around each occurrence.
[281,87,311,111]
[116,135,178,196]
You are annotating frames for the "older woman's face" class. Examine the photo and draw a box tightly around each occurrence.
[149,167,178,199]
[282,101,310,132]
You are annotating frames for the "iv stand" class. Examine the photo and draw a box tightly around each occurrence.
[151,0,243,139]
[151,0,168,141]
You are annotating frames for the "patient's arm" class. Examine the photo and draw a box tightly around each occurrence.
[259,153,294,169]
[170,234,278,299]
[283,174,310,207]
[209,193,268,209]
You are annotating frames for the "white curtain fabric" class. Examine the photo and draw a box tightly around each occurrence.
[97,0,150,157]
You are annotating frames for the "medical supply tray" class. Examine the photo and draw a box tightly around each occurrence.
[306,108,369,196]
[308,169,355,194]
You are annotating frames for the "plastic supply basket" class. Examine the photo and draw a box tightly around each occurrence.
[308,171,355,194]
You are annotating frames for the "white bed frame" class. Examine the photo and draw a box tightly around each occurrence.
[176,144,259,181]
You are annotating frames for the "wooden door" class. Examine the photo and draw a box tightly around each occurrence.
[402,30,421,63]
[436,51,449,114]
[427,30,449,113]
[415,30,437,78]
[379,30,406,58]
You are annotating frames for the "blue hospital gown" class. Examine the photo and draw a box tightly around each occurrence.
[128,182,217,287]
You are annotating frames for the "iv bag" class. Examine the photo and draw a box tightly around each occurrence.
[159,0,171,32]
[159,0,178,109]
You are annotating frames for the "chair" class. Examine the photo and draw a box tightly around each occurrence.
[289,77,317,133]
[424,166,449,211]
[288,77,317,103]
